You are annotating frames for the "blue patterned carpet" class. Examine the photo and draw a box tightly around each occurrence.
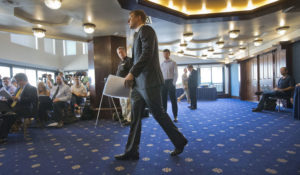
[1,99,300,175]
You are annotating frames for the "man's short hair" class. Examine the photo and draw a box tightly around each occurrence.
[187,64,193,69]
[2,77,10,81]
[130,10,147,23]
[117,46,126,52]
[163,49,170,54]
[281,67,288,72]
[14,73,28,82]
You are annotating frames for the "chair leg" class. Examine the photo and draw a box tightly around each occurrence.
[23,118,31,138]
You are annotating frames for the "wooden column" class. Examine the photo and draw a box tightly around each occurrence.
[88,36,126,117]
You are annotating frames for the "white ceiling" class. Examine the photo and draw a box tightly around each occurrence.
[0,0,300,64]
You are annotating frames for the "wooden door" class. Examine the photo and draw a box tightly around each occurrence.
[275,49,286,87]
[259,53,274,90]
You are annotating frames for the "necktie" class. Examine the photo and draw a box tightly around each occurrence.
[52,86,60,101]
[11,87,23,108]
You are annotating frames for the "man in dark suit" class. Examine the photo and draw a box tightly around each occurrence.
[0,73,38,143]
[187,64,198,110]
[115,10,187,160]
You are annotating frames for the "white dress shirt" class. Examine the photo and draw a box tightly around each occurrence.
[160,59,178,85]
[50,83,72,102]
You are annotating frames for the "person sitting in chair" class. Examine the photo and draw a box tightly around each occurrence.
[71,76,87,114]
[252,67,295,112]
[49,76,72,128]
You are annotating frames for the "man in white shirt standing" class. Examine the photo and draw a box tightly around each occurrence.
[50,76,72,128]
[160,49,179,122]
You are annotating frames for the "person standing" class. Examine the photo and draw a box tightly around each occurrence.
[187,64,198,110]
[177,68,190,103]
[160,49,178,122]
[116,46,133,125]
[115,10,187,160]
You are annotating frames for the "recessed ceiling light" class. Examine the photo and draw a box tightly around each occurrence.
[177,50,184,57]
[207,48,214,53]
[44,0,62,10]
[276,26,290,35]
[254,38,263,46]
[239,46,246,53]
[179,43,188,49]
[83,23,96,34]
[183,32,193,42]
[32,28,46,38]
[216,41,225,48]
[229,30,240,39]
[202,54,207,59]
[228,52,234,58]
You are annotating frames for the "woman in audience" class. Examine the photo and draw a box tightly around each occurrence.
[37,82,52,127]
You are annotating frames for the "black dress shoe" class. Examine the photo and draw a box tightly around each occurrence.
[252,108,262,112]
[171,139,188,156]
[188,106,192,108]
[190,107,197,110]
[114,153,139,160]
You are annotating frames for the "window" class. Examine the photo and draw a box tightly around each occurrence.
[0,66,11,78]
[44,38,56,54]
[200,67,211,84]
[199,65,224,92]
[63,40,76,56]
[13,67,37,87]
[10,33,36,49]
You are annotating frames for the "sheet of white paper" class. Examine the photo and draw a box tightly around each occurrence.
[0,88,12,99]
[103,75,130,98]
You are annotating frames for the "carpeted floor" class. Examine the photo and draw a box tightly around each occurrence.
[0,99,300,175]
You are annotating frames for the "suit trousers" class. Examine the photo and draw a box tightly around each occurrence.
[125,86,186,154]
[161,79,178,118]
[189,87,197,108]
[53,101,68,122]
[0,113,17,139]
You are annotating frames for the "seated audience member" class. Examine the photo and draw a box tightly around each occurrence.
[37,82,52,127]
[71,76,87,113]
[49,76,72,128]
[0,73,38,143]
[11,78,17,88]
[0,77,17,99]
[253,67,295,112]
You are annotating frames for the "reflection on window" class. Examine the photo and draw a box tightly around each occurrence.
[63,40,76,56]
[10,33,36,49]
[0,66,10,78]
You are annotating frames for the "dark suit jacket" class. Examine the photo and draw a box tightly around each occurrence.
[130,25,164,89]
[188,69,198,88]
[116,56,133,78]
[12,84,38,117]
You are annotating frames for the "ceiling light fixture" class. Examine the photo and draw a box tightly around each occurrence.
[32,28,46,38]
[254,38,263,46]
[177,50,184,57]
[207,48,214,53]
[183,32,193,42]
[216,41,225,48]
[228,52,234,58]
[239,46,246,53]
[83,23,96,34]
[179,43,188,49]
[202,54,207,59]
[276,26,290,35]
[229,30,240,39]
[44,0,62,10]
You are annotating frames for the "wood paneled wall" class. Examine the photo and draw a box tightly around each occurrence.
[239,46,287,101]
[88,36,126,114]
